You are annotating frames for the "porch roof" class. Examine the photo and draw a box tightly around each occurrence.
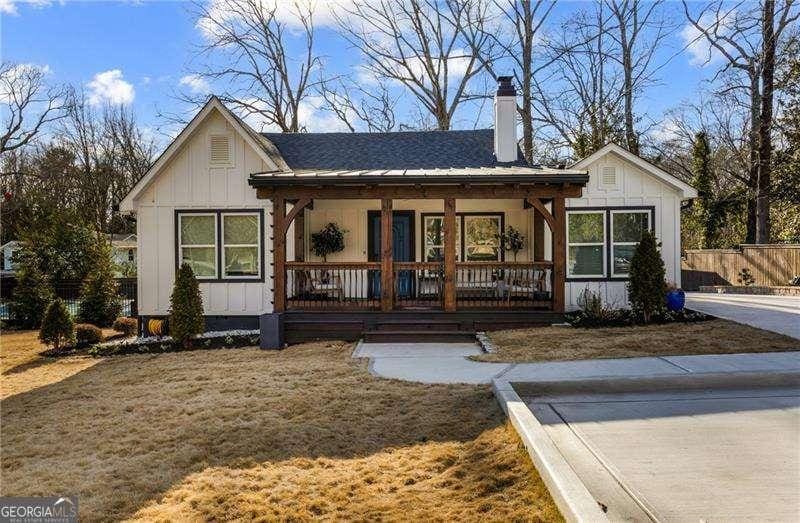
[248,165,589,188]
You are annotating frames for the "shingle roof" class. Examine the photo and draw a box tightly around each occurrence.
[260,129,528,171]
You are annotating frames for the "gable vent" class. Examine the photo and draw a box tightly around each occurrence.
[209,134,232,165]
[601,166,617,186]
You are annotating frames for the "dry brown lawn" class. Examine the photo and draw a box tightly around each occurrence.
[1,331,561,522]
[476,319,799,363]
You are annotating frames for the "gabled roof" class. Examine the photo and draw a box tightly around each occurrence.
[571,143,698,199]
[119,96,287,212]
[261,129,528,171]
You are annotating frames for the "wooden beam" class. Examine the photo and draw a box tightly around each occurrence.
[257,184,583,200]
[443,197,456,312]
[280,197,312,236]
[526,198,556,232]
[272,196,287,313]
[552,196,566,313]
[380,198,394,312]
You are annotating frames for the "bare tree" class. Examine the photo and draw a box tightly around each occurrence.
[336,0,491,130]
[316,77,399,132]
[185,0,325,132]
[0,62,72,154]
[606,0,673,154]
[683,0,798,243]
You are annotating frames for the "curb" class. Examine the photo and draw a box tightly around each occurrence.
[493,379,609,522]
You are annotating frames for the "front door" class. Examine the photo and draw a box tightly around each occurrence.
[368,211,414,299]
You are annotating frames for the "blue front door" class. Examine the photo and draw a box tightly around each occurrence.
[368,211,414,299]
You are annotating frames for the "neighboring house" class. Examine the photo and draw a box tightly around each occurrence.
[0,241,19,276]
[120,77,696,347]
[109,233,137,277]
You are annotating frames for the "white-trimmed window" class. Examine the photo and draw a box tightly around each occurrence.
[464,215,501,261]
[567,211,606,277]
[222,212,261,278]
[178,213,218,279]
[611,210,651,277]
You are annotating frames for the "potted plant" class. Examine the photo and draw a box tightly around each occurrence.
[665,281,685,312]
[310,222,346,283]
[497,226,526,262]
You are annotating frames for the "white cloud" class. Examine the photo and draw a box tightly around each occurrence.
[0,0,59,15]
[197,0,359,39]
[0,0,18,15]
[0,63,52,103]
[681,9,737,67]
[235,95,350,133]
[86,69,135,106]
[179,74,211,95]
[141,76,151,85]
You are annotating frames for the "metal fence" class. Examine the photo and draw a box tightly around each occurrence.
[0,277,137,321]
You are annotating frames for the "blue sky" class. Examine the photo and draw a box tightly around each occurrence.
[2,0,717,147]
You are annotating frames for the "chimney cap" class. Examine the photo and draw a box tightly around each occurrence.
[496,76,516,97]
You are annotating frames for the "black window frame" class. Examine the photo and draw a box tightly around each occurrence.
[565,206,655,282]
[420,212,506,262]
[174,209,266,283]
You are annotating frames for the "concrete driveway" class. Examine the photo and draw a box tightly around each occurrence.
[522,376,800,521]
[686,292,800,339]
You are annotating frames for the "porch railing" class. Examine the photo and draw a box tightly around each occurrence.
[455,261,553,309]
[284,261,553,311]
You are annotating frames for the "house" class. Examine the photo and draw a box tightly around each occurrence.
[120,77,697,347]
[108,233,137,277]
[0,241,19,276]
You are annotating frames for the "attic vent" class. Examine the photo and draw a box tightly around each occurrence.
[601,166,617,186]
[209,134,232,166]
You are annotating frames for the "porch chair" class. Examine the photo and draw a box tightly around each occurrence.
[302,269,344,301]
[506,268,550,302]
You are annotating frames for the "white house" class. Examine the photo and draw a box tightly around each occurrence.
[0,241,20,276]
[108,233,138,277]
[120,77,696,346]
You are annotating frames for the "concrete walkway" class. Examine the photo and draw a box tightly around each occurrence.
[686,291,800,339]
[354,341,800,385]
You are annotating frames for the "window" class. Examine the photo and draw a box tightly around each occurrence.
[566,207,654,279]
[424,216,460,262]
[464,215,501,261]
[222,213,260,278]
[567,211,606,277]
[176,210,263,280]
[611,210,651,276]
[178,213,217,278]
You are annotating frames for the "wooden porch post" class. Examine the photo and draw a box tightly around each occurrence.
[380,198,394,311]
[272,196,286,312]
[443,197,456,312]
[552,196,566,313]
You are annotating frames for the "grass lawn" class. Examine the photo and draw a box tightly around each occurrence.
[1,331,561,522]
[475,319,799,363]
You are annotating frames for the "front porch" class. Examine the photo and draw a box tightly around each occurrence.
[257,170,587,316]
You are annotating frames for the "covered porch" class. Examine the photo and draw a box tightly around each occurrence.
[253,167,587,316]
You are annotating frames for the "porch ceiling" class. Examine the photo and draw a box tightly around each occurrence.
[248,165,589,188]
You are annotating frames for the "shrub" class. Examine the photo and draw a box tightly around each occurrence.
[9,249,53,329]
[627,230,666,323]
[569,288,626,327]
[112,317,138,336]
[39,299,75,351]
[737,268,755,286]
[78,239,122,327]
[310,222,346,261]
[75,323,104,344]
[169,263,205,347]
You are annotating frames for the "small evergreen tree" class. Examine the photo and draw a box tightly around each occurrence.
[169,263,204,348]
[78,238,121,327]
[39,299,75,351]
[627,230,666,323]
[9,247,54,328]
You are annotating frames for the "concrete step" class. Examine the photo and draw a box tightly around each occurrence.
[372,320,463,331]
[362,330,477,343]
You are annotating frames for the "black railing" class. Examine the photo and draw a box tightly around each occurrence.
[286,262,381,310]
[456,262,553,309]
[393,262,444,309]
[0,277,137,321]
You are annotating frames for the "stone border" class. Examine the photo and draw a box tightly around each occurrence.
[699,285,800,296]
[492,378,608,522]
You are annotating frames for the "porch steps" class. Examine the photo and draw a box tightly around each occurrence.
[362,329,477,343]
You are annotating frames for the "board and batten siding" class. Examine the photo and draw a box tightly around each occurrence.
[135,111,280,316]
[565,152,683,310]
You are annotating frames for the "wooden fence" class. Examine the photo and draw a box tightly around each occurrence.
[681,244,800,290]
